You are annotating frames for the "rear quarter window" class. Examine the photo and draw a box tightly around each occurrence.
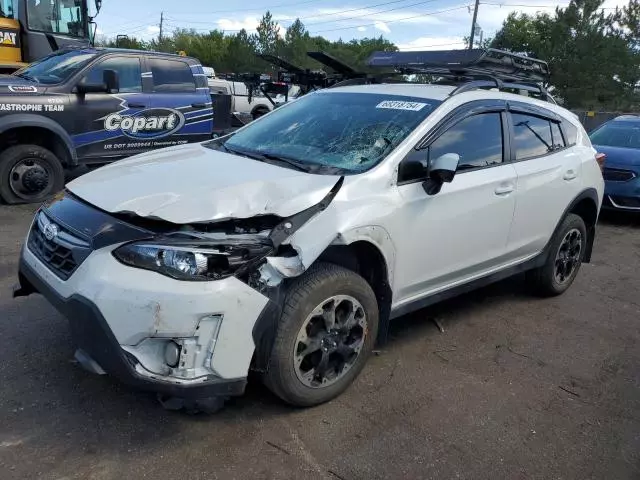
[562,119,578,146]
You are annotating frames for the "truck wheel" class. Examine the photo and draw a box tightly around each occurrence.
[526,213,587,297]
[264,263,379,407]
[0,145,65,205]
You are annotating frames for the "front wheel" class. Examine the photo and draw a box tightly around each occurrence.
[264,263,379,407]
[526,213,587,296]
[0,145,65,205]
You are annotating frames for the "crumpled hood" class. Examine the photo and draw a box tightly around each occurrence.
[67,143,341,224]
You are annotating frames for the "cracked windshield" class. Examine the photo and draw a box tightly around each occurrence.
[217,92,440,173]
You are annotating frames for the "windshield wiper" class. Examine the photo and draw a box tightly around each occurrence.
[259,152,311,173]
[14,72,37,82]
[221,143,310,172]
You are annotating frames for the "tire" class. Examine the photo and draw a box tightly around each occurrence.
[264,263,379,407]
[0,145,65,205]
[252,108,268,120]
[526,213,587,297]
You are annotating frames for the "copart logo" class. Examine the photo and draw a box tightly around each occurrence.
[104,108,185,139]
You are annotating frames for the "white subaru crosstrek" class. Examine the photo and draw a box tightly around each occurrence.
[14,82,604,412]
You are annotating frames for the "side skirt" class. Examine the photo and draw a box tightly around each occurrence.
[389,254,543,320]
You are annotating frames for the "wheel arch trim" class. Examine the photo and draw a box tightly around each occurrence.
[0,114,77,165]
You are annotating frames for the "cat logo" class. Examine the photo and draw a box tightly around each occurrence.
[0,30,18,47]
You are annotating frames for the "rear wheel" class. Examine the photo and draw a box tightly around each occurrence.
[264,263,379,407]
[526,213,587,296]
[0,145,65,205]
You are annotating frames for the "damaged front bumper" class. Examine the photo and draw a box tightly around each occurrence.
[15,245,269,399]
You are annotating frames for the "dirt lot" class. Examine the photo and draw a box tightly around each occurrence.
[0,204,639,480]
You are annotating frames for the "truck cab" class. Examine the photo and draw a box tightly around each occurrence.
[0,0,96,73]
[0,47,217,204]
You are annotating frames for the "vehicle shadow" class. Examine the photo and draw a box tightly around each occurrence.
[0,273,532,466]
[598,209,640,228]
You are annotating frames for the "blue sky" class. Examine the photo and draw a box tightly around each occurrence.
[94,0,625,51]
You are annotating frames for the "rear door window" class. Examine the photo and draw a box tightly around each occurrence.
[149,58,196,93]
[511,113,554,160]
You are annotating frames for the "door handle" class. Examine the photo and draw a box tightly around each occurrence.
[127,103,146,108]
[563,170,577,181]
[191,103,207,108]
[494,184,515,196]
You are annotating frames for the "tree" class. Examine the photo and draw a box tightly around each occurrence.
[255,11,281,55]
[223,29,260,73]
[491,0,640,109]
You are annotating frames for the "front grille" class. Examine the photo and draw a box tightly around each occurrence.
[609,195,640,209]
[27,211,91,280]
[603,167,636,182]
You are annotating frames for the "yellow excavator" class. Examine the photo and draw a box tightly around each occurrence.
[0,0,101,74]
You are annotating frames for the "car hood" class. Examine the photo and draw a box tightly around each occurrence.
[66,143,341,224]
[593,144,640,167]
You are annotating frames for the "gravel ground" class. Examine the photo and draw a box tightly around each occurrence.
[0,204,639,480]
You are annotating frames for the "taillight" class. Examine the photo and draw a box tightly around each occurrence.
[595,152,606,171]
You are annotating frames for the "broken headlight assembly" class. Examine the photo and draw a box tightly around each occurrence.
[112,235,274,281]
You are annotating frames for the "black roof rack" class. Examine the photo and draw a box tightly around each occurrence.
[366,48,549,83]
[364,48,554,102]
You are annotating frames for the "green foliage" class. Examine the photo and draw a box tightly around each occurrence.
[99,12,398,75]
[491,0,640,109]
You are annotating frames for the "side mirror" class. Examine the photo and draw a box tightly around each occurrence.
[75,69,119,94]
[103,69,119,92]
[423,152,460,196]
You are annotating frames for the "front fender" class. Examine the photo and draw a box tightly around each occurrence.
[0,113,77,165]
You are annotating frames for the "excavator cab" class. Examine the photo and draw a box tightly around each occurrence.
[0,0,97,74]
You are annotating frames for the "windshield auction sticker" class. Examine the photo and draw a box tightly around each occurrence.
[376,100,429,111]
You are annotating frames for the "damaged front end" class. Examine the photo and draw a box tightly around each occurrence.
[112,176,345,290]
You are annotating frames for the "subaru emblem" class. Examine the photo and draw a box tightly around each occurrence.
[43,223,59,241]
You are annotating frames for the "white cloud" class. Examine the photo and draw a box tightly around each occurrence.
[217,16,284,35]
[374,21,390,33]
[357,26,367,32]
[308,6,448,28]
[217,17,260,32]
[146,25,160,34]
[397,36,467,51]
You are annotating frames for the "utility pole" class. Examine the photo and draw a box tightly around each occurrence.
[468,0,480,50]
[159,11,164,43]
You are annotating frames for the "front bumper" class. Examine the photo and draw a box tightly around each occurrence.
[16,233,271,398]
[16,256,253,399]
[603,165,640,211]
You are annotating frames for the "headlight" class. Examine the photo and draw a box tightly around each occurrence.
[113,236,273,281]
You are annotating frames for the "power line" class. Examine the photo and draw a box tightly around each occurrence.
[162,0,321,15]
[304,0,445,27]
[310,4,472,34]
[163,0,443,29]
[164,0,433,24]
